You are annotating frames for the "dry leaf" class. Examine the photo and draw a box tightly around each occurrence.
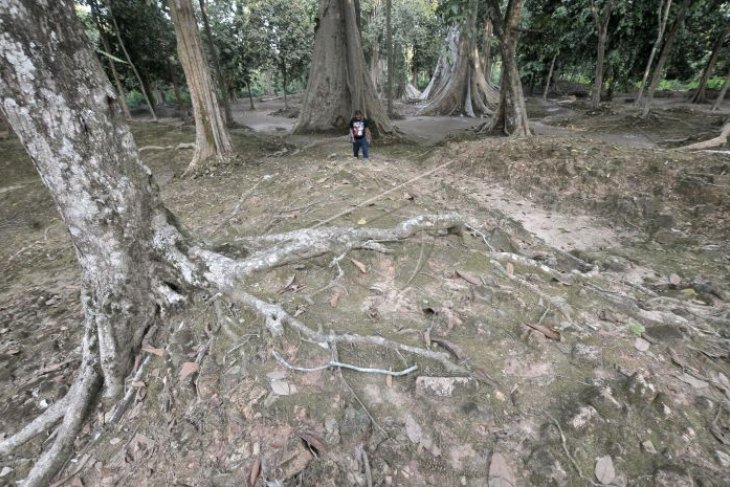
[595,455,615,484]
[430,336,466,361]
[423,329,431,348]
[455,270,481,286]
[142,346,165,357]
[488,452,516,487]
[248,456,261,487]
[357,218,367,225]
[330,287,344,308]
[351,258,368,274]
[299,431,327,456]
[524,322,561,341]
[506,262,514,275]
[385,372,393,388]
[179,361,200,380]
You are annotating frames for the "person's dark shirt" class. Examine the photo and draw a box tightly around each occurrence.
[349,118,368,139]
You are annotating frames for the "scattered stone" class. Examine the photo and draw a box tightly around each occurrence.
[595,455,615,485]
[415,376,478,398]
[643,325,684,342]
[669,273,681,286]
[678,373,709,390]
[652,393,673,418]
[625,373,656,403]
[0,467,13,478]
[572,343,601,363]
[570,405,602,432]
[404,414,422,444]
[654,465,693,487]
[715,449,730,468]
[324,417,340,445]
[270,379,296,396]
[634,337,650,352]
[641,440,657,454]
[488,451,516,487]
[527,447,569,486]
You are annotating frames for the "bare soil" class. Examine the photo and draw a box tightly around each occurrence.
[0,95,729,486]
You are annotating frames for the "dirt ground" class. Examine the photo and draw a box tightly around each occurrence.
[1,94,729,486]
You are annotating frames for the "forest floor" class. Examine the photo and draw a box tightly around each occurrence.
[0,94,729,486]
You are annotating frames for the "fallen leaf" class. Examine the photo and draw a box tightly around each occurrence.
[357,218,367,225]
[431,336,467,361]
[329,287,344,308]
[506,262,514,275]
[299,431,327,456]
[488,452,516,487]
[595,455,615,484]
[248,456,261,487]
[634,338,650,352]
[455,270,481,286]
[423,329,431,348]
[524,322,561,341]
[404,414,422,444]
[351,258,368,274]
[385,372,393,388]
[179,362,200,380]
[142,346,165,357]
[130,381,146,388]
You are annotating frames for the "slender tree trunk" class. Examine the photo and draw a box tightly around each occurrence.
[639,0,693,118]
[247,83,256,110]
[486,0,531,136]
[169,60,184,109]
[198,0,234,125]
[107,0,157,121]
[168,0,232,174]
[691,25,729,103]
[89,0,131,120]
[590,0,615,109]
[543,53,558,101]
[283,64,289,109]
[386,0,393,115]
[637,0,672,105]
[295,0,396,137]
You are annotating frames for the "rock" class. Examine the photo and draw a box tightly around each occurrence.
[652,393,673,418]
[654,465,693,487]
[325,417,340,445]
[0,467,13,478]
[715,449,730,468]
[641,440,657,454]
[625,373,656,403]
[634,338,650,352]
[569,405,603,432]
[586,385,623,418]
[339,405,370,442]
[669,273,681,286]
[571,343,601,363]
[527,447,569,486]
[488,228,519,253]
[643,325,684,342]
[594,455,615,485]
[415,376,478,398]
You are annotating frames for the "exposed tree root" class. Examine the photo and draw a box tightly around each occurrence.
[0,397,69,457]
[676,121,730,150]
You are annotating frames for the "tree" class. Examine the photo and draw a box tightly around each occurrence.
[636,0,673,106]
[294,0,396,136]
[589,0,616,109]
[713,66,730,110]
[418,0,498,117]
[691,23,729,103]
[486,0,531,136]
[638,0,694,117]
[387,0,394,114]
[168,0,232,174]
[0,2,462,485]
[198,0,234,125]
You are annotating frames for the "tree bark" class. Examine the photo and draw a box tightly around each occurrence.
[543,53,558,101]
[481,19,493,81]
[168,0,232,174]
[386,0,393,116]
[106,0,157,121]
[590,0,615,109]
[691,24,729,104]
[638,0,693,118]
[486,0,531,136]
[712,67,730,111]
[418,0,498,117]
[198,0,234,126]
[295,0,396,137]
[637,0,672,105]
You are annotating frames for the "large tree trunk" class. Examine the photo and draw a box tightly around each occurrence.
[590,0,615,109]
[638,0,693,118]
[418,26,459,101]
[637,0,672,105]
[294,0,396,136]
[168,0,232,174]
[691,25,729,104]
[198,0,235,126]
[107,0,157,121]
[386,0,394,116]
[419,0,498,117]
[486,0,531,136]
[481,19,493,80]
[712,67,730,111]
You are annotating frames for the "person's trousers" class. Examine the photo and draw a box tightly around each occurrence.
[352,137,369,159]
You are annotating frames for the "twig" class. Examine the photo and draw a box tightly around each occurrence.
[272,350,417,376]
[546,413,602,487]
[210,178,264,235]
[362,448,373,487]
[464,223,495,252]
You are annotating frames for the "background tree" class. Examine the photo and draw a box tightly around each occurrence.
[168,0,232,174]
[198,0,234,125]
[589,0,616,108]
[294,0,396,136]
[690,21,729,103]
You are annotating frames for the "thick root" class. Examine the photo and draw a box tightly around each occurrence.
[676,121,730,150]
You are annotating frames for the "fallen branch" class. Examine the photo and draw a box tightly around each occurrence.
[272,350,418,376]
[138,142,195,152]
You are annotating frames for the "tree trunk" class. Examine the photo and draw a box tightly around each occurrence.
[418,25,459,101]
[481,19,493,81]
[712,67,730,111]
[486,0,531,136]
[168,0,232,174]
[385,0,393,115]
[283,64,289,109]
[247,83,256,110]
[638,0,693,117]
[419,0,498,117]
[107,0,157,121]
[590,0,615,109]
[294,0,396,137]
[169,60,184,109]
[198,0,234,126]
[637,0,672,105]
[97,23,132,120]
[543,53,557,101]
[691,25,729,104]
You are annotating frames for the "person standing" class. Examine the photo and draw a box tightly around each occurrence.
[349,110,372,160]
